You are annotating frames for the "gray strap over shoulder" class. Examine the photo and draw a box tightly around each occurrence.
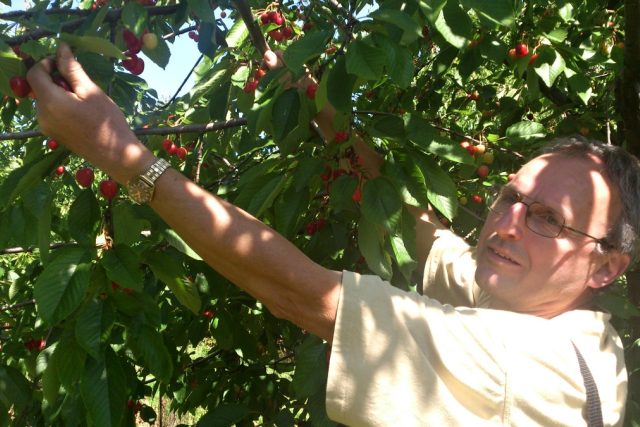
[572,342,604,427]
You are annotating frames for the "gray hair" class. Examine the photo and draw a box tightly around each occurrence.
[540,136,640,262]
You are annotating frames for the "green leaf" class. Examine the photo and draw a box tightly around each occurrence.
[533,48,565,87]
[164,229,203,260]
[68,189,101,247]
[407,153,458,220]
[188,0,215,23]
[0,365,31,412]
[247,174,287,217]
[433,1,473,49]
[596,293,640,320]
[368,115,406,139]
[121,1,148,35]
[225,18,248,48]
[361,177,403,232]
[23,183,53,263]
[52,330,87,388]
[327,55,357,113]
[545,29,568,43]
[346,40,386,81]
[59,34,125,60]
[369,9,423,45]
[283,30,332,74]
[461,0,516,28]
[0,150,68,209]
[405,116,473,164]
[292,335,328,398]
[196,404,250,427]
[567,72,593,106]
[127,323,174,383]
[101,245,144,291]
[558,3,574,22]
[143,251,201,314]
[75,298,115,359]
[112,203,150,246]
[358,217,393,280]
[272,88,301,145]
[142,35,171,69]
[391,234,417,282]
[41,344,61,406]
[190,65,229,102]
[34,248,92,325]
[80,348,127,427]
[505,121,547,143]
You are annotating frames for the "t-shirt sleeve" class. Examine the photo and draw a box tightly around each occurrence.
[422,229,481,307]
[326,271,508,426]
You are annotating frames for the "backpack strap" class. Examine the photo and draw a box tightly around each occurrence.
[572,342,604,427]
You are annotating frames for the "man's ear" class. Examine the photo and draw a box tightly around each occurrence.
[589,251,632,289]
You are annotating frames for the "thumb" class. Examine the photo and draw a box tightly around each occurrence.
[55,43,97,93]
[263,50,284,70]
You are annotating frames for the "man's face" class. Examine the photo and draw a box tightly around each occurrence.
[475,153,622,316]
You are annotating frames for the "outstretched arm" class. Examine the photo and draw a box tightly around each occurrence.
[263,51,446,279]
[27,44,342,342]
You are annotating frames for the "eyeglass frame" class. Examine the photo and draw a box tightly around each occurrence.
[486,186,613,250]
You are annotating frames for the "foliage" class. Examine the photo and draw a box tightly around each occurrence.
[0,0,638,425]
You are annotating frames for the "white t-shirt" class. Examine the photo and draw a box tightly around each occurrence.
[326,230,627,426]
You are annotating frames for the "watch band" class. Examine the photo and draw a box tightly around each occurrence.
[139,158,171,186]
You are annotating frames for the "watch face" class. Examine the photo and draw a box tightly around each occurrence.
[128,178,154,204]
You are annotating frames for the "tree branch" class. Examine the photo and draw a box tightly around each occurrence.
[0,119,248,141]
[0,241,80,255]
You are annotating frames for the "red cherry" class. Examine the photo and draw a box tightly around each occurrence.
[162,138,174,152]
[466,91,480,101]
[332,168,347,179]
[99,179,118,200]
[203,309,215,319]
[302,21,314,31]
[243,79,258,93]
[306,83,318,99]
[47,139,59,150]
[260,12,270,25]
[168,143,178,155]
[352,187,362,203]
[122,29,143,54]
[220,10,227,18]
[334,131,349,143]
[9,76,31,98]
[528,53,539,65]
[52,75,72,91]
[305,219,327,235]
[268,29,284,42]
[471,194,483,204]
[515,43,529,58]
[507,48,517,60]
[270,11,284,25]
[476,164,489,179]
[254,68,267,79]
[55,165,65,176]
[38,339,46,351]
[325,45,337,54]
[122,287,134,295]
[282,26,293,39]
[122,55,145,75]
[75,167,94,188]
[176,147,188,160]
[111,282,120,290]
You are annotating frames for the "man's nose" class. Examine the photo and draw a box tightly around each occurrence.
[493,202,527,240]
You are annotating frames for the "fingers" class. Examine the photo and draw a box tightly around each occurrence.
[55,43,98,95]
[263,50,284,70]
[26,57,56,99]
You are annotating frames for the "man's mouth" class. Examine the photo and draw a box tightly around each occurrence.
[489,247,520,265]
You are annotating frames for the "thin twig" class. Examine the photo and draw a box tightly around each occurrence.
[0,119,247,141]
[1,299,35,311]
[0,241,79,255]
[158,53,204,110]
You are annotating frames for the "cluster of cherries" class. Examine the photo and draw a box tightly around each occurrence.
[260,11,294,42]
[161,138,189,160]
[121,29,146,75]
[508,42,538,65]
[24,337,46,352]
[46,139,119,200]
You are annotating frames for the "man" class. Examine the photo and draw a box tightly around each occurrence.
[27,44,640,425]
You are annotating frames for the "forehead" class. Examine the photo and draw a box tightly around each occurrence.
[511,153,620,229]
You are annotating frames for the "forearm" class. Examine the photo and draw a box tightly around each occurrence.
[149,167,341,341]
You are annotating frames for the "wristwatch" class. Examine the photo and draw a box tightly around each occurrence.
[126,158,171,204]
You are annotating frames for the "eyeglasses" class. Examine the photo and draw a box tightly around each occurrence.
[487,187,612,250]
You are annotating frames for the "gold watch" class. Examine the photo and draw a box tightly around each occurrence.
[126,158,171,204]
